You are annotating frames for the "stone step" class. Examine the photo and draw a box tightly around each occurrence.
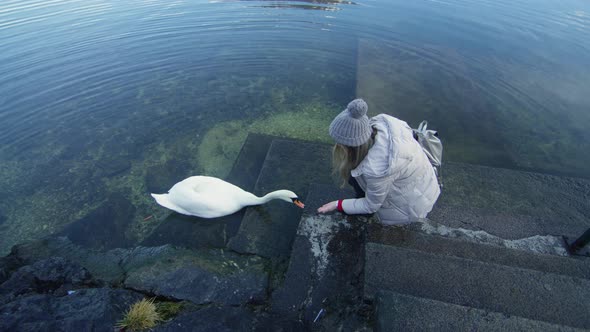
[271,183,367,328]
[431,162,590,240]
[142,133,274,250]
[365,243,590,329]
[375,290,585,332]
[367,224,590,280]
[228,138,334,259]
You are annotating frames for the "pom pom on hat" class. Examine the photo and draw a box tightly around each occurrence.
[346,99,368,119]
[329,98,372,147]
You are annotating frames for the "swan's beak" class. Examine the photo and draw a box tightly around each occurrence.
[292,198,305,208]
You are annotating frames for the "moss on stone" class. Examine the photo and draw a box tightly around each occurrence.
[155,301,184,321]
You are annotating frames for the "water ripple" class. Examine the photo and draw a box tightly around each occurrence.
[0,0,589,177]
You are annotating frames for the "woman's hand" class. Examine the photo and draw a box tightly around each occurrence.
[317,201,338,214]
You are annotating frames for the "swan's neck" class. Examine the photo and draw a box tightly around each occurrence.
[248,191,285,206]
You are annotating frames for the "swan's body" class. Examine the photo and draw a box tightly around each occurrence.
[151,176,304,218]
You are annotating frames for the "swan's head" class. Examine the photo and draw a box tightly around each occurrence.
[274,190,305,208]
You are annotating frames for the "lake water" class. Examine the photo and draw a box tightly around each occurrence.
[1,0,589,254]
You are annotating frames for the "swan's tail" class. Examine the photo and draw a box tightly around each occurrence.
[151,193,179,212]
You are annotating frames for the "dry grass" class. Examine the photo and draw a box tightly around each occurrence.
[116,298,160,331]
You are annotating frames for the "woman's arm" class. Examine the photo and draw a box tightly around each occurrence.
[317,175,393,215]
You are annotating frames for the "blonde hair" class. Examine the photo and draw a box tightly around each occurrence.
[332,129,376,187]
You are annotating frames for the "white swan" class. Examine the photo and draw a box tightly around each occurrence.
[150,176,305,218]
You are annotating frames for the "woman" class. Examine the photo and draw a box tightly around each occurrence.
[317,98,440,225]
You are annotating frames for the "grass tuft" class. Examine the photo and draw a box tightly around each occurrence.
[117,298,160,331]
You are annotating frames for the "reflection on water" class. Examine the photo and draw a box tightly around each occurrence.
[258,4,340,11]
[241,0,357,11]
[0,0,589,254]
[214,0,356,4]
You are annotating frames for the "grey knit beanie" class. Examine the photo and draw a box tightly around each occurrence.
[329,98,371,147]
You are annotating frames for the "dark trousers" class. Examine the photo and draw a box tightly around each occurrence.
[348,176,365,198]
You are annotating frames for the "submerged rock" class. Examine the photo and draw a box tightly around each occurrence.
[145,159,192,194]
[58,193,136,250]
[124,247,269,306]
[0,254,21,285]
[94,157,131,178]
[141,212,226,250]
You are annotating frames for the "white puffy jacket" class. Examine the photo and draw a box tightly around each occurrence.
[341,114,440,225]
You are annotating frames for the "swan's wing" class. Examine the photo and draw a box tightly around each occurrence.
[166,176,250,218]
[151,193,192,215]
[170,176,244,195]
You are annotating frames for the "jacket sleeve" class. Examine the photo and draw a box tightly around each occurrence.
[341,175,393,215]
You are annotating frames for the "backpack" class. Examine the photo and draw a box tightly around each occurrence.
[413,121,443,188]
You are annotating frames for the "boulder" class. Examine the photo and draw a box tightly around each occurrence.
[0,257,94,305]
[0,287,143,332]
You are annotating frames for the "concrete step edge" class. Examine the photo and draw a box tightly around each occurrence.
[367,224,590,280]
[375,290,586,332]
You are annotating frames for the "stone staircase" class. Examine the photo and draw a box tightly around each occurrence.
[365,241,590,330]
[223,134,590,330]
[363,163,590,331]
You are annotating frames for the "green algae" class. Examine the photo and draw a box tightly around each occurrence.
[197,121,249,178]
[0,187,101,255]
[197,102,335,178]
[249,103,334,143]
